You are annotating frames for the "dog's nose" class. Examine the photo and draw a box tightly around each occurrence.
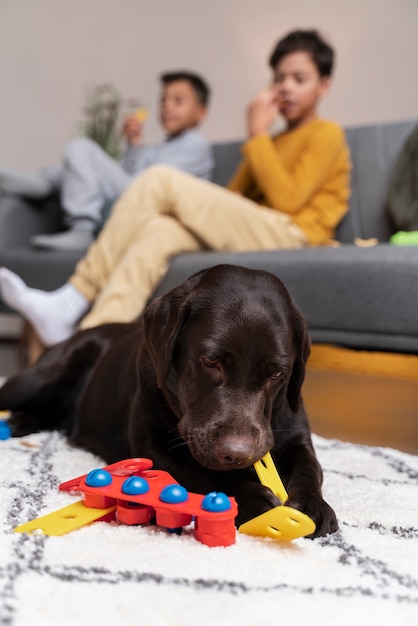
[216,437,255,467]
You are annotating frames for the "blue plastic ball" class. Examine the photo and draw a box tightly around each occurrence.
[159,484,189,504]
[121,476,150,495]
[201,491,231,512]
[0,420,11,441]
[85,469,112,488]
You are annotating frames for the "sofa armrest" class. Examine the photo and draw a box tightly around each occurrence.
[0,194,64,248]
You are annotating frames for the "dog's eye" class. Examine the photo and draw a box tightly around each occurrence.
[202,357,218,368]
[270,371,282,380]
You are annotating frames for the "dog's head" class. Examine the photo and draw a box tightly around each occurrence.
[143,265,310,471]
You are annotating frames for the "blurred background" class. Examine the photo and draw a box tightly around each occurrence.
[1,0,417,169]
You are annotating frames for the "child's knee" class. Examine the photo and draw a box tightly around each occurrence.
[63,137,100,163]
[135,164,190,200]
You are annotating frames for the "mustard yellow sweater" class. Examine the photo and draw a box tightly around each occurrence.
[228,119,351,245]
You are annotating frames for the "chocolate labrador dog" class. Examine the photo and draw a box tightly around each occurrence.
[0,265,337,537]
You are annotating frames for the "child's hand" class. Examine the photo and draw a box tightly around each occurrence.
[247,86,281,137]
[122,115,143,146]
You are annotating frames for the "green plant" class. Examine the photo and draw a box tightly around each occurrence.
[80,83,124,159]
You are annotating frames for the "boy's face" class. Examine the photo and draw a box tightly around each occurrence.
[273,51,330,128]
[159,80,207,136]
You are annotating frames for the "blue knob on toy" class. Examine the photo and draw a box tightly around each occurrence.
[201,491,231,512]
[121,476,150,495]
[159,484,189,504]
[0,420,11,441]
[85,469,112,488]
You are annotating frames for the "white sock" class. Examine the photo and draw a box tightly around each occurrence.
[0,268,90,346]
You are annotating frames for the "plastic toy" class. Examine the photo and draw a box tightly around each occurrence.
[0,420,11,440]
[13,501,117,536]
[0,411,11,440]
[13,450,315,544]
[238,452,316,541]
[15,458,238,547]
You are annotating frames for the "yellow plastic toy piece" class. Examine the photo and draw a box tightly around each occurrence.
[14,501,116,536]
[239,452,316,540]
[253,452,288,503]
[239,504,315,541]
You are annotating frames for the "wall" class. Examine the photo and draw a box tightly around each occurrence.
[1,0,417,169]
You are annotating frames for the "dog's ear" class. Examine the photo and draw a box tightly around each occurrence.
[287,313,311,413]
[142,271,205,388]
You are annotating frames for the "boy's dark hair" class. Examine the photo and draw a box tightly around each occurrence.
[269,29,334,77]
[160,71,210,107]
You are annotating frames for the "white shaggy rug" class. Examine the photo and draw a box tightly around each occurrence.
[0,428,417,626]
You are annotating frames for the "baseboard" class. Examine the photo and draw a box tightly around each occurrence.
[308,343,418,380]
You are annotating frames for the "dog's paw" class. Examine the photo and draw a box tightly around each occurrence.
[285,494,338,538]
[235,483,282,526]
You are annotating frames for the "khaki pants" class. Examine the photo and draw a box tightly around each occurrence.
[71,165,308,329]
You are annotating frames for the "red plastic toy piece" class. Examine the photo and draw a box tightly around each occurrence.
[59,458,238,547]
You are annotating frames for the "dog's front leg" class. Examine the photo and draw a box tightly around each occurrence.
[273,442,338,537]
[226,475,282,527]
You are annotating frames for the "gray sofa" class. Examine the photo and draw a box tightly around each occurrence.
[1,118,417,352]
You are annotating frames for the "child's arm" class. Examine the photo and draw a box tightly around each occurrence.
[121,131,214,180]
[247,86,281,138]
[242,124,347,214]
[227,87,279,195]
[119,115,147,174]
[122,114,144,146]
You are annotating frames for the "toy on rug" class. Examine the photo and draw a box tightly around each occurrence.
[0,411,11,440]
[239,452,316,540]
[15,458,237,547]
[13,453,315,545]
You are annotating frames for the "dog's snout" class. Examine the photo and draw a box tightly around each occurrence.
[216,436,256,467]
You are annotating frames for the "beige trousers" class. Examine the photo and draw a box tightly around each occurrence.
[71,165,308,329]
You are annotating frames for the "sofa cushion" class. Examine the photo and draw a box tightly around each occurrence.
[151,244,418,353]
[211,141,242,186]
[339,120,417,243]
[0,195,64,248]
[0,247,80,292]
[385,122,418,232]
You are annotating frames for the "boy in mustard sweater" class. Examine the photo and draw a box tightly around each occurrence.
[0,29,351,347]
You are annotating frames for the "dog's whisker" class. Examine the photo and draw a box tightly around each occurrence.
[168,440,189,452]
[167,432,199,453]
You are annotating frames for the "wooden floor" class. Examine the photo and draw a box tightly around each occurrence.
[304,345,418,454]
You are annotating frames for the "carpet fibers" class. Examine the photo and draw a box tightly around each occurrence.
[0,429,417,625]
